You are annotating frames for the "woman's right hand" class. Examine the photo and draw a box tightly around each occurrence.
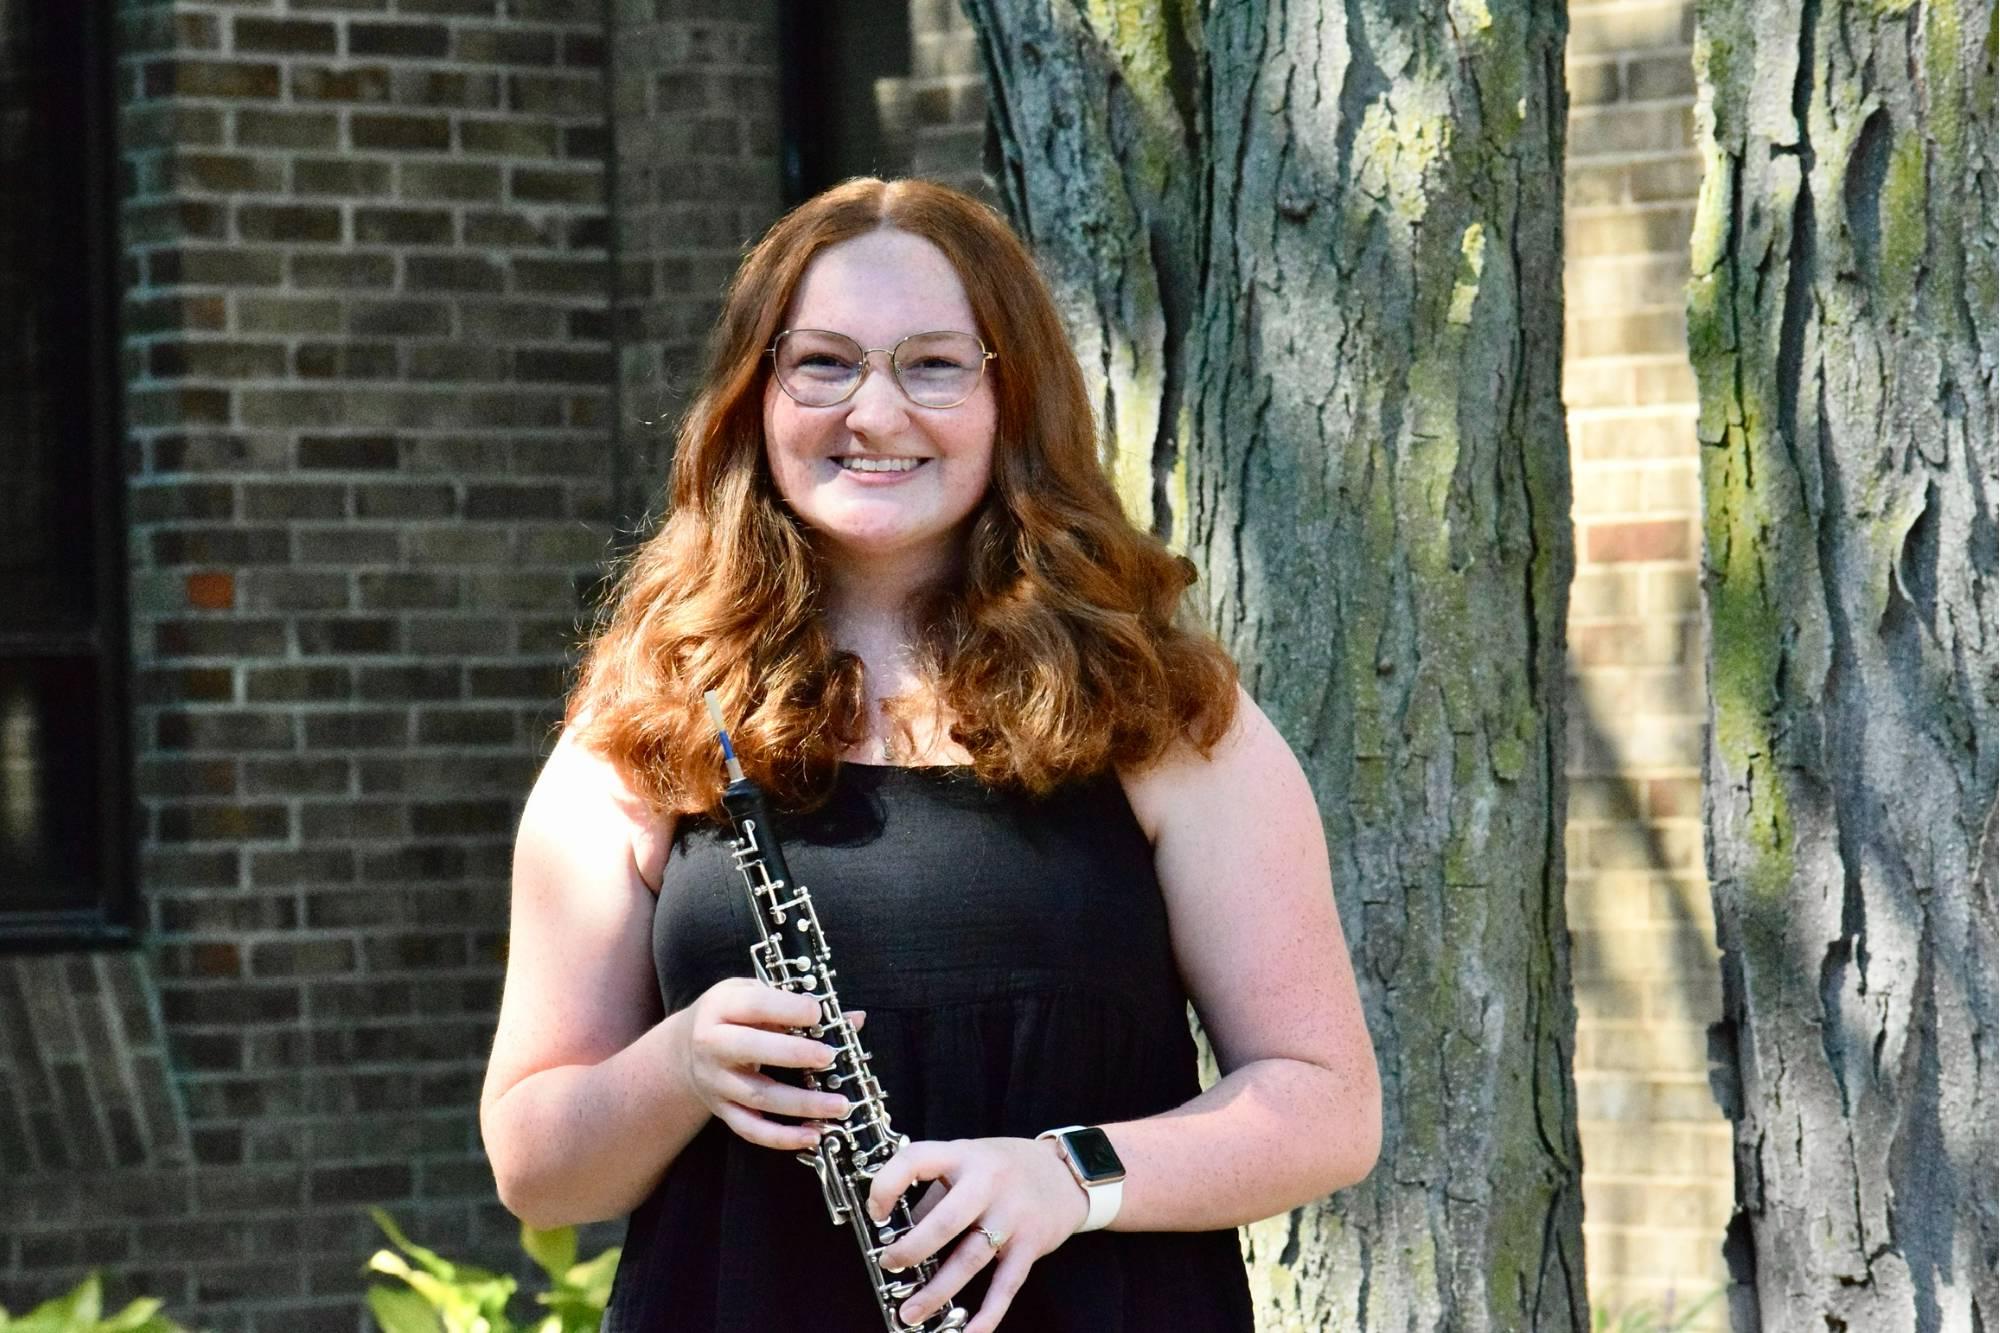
[675,977,864,1151]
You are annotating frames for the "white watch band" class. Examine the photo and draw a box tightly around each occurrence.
[1037,1125,1123,1232]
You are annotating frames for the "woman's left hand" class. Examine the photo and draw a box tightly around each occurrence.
[866,1136,1089,1332]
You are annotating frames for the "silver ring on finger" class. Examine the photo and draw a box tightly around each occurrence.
[977,1225,1006,1252]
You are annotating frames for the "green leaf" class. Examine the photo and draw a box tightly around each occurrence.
[367,1286,445,1333]
[98,1298,166,1332]
[517,1226,575,1283]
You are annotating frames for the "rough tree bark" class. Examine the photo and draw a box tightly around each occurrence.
[963,3,1584,1328]
[1686,0,1998,1327]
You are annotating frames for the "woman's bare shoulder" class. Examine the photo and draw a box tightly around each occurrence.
[525,719,678,894]
[1116,684,1285,844]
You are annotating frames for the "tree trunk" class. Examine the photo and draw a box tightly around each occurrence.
[964,3,1585,1328]
[1686,0,1998,1327]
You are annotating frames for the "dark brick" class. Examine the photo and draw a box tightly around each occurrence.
[136,755,239,797]
[149,340,289,379]
[244,666,353,703]
[463,484,564,519]
[153,616,288,658]
[295,341,399,379]
[149,527,289,567]
[358,844,468,883]
[291,157,394,196]
[247,845,357,884]
[234,108,340,149]
[249,940,357,979]
[413,709,515,746]
[296,617,398,656]
[128,482,236,522]
[157,804,289,843]
[232,17,338,54]
[357,572,459,610]
[287,252,397,289]
[299,801,404,839]
[289,64,392,104]
[161,984,301,1027]
[466,664,564,699]
[299,435,399,470]
[133,669,236,708]
[237,570,351,613]
[454,27,557,65]
[242,757,351,798]
[356,665,462,701]
[146,60,282,100]
[154,895,296,935]
[410,800,513,837]
[300,710,408,749]
[346,302,451,341]
[302,890,401,929]
[354,207,454,244]
[236,204,343,243]
[294,528,400,565]
[361,932,468,971]
[148,246,286,288]
[405,254,505,291]
[349,22,451,58]
[395,161,502,201]
[508,165,600,205]
[351,484,458,522]
[351,113,451,151]
[459,121,558,158]
[407,344,506,381]
[515,347,612,383]
[155,711,297,753]
[240,483,348,521]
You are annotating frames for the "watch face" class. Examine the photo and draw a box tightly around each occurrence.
[1063,1127,1125,1182]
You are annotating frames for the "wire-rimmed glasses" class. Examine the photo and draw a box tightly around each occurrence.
[768,328,997,410]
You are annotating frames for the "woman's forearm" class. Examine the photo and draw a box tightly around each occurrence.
[482,1007,711,1229]
[1096,1056,1381,1233]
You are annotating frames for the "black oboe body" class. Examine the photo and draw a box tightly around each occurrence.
[709,704,968,1333]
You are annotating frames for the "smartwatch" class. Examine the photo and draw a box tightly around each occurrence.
[1036,1125,1125,1232]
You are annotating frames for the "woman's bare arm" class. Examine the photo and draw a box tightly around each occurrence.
[1106,684,1381,1230]
[479,727,706,1228]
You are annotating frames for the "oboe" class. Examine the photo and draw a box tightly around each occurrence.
[704,693,969,1333]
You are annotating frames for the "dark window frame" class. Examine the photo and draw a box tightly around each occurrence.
[0,0,135,950]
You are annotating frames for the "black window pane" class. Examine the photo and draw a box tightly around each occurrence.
[0,657,104,911]
[0,0,99,634]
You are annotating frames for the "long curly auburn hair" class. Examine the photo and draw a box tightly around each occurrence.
[565,177,1237,816]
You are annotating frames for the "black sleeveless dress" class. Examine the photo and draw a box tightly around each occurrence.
[601,762,1255,1332]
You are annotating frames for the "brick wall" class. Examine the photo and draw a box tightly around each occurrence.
[3,0,620,1325]
[1563,1,1731,1326]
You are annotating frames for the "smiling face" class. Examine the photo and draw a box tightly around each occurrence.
[761,228,998,579]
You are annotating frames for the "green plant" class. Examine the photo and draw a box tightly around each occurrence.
[1590,1286,1725,1333]
[364,1208,619,1333]
[0,1274,192,1333]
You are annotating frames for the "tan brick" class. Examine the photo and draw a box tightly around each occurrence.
[1572,667,1704,719]
[1585,518,1691,563]
[1563,362,1635,408]
[1642,873,1719,927]
[1571,3,1696,56]
[1567,58,1621,106]
[1576,1073,1722,1123]
[1645,567,1702,614]
[1579,1021,1708,1073]
[1647,972,1726,1024]
[1570,567,1643,618]
[1632,151,1707,201]
[1572,410,1699,460]
[1634,357,1700,404]
[1570,104,1696,159]
[1572,976,1648,1020]
[1571,309,1690,358]
[1568,161,1628,207]
[1568,775,1647,821]
[1641,462,1700,513]
[1566,206,1697,259]
[1573,463,1648,515]
[1646,775,1704,820]
[1573,921,1717,980]
[1571,618,1696,668]
[1576,712,1704,764]
[1570,254,1693,311]
[1627,52,1699,103]
[1582,818,1702,870]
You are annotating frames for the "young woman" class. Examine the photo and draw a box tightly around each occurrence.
[480,177,1380,1332]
